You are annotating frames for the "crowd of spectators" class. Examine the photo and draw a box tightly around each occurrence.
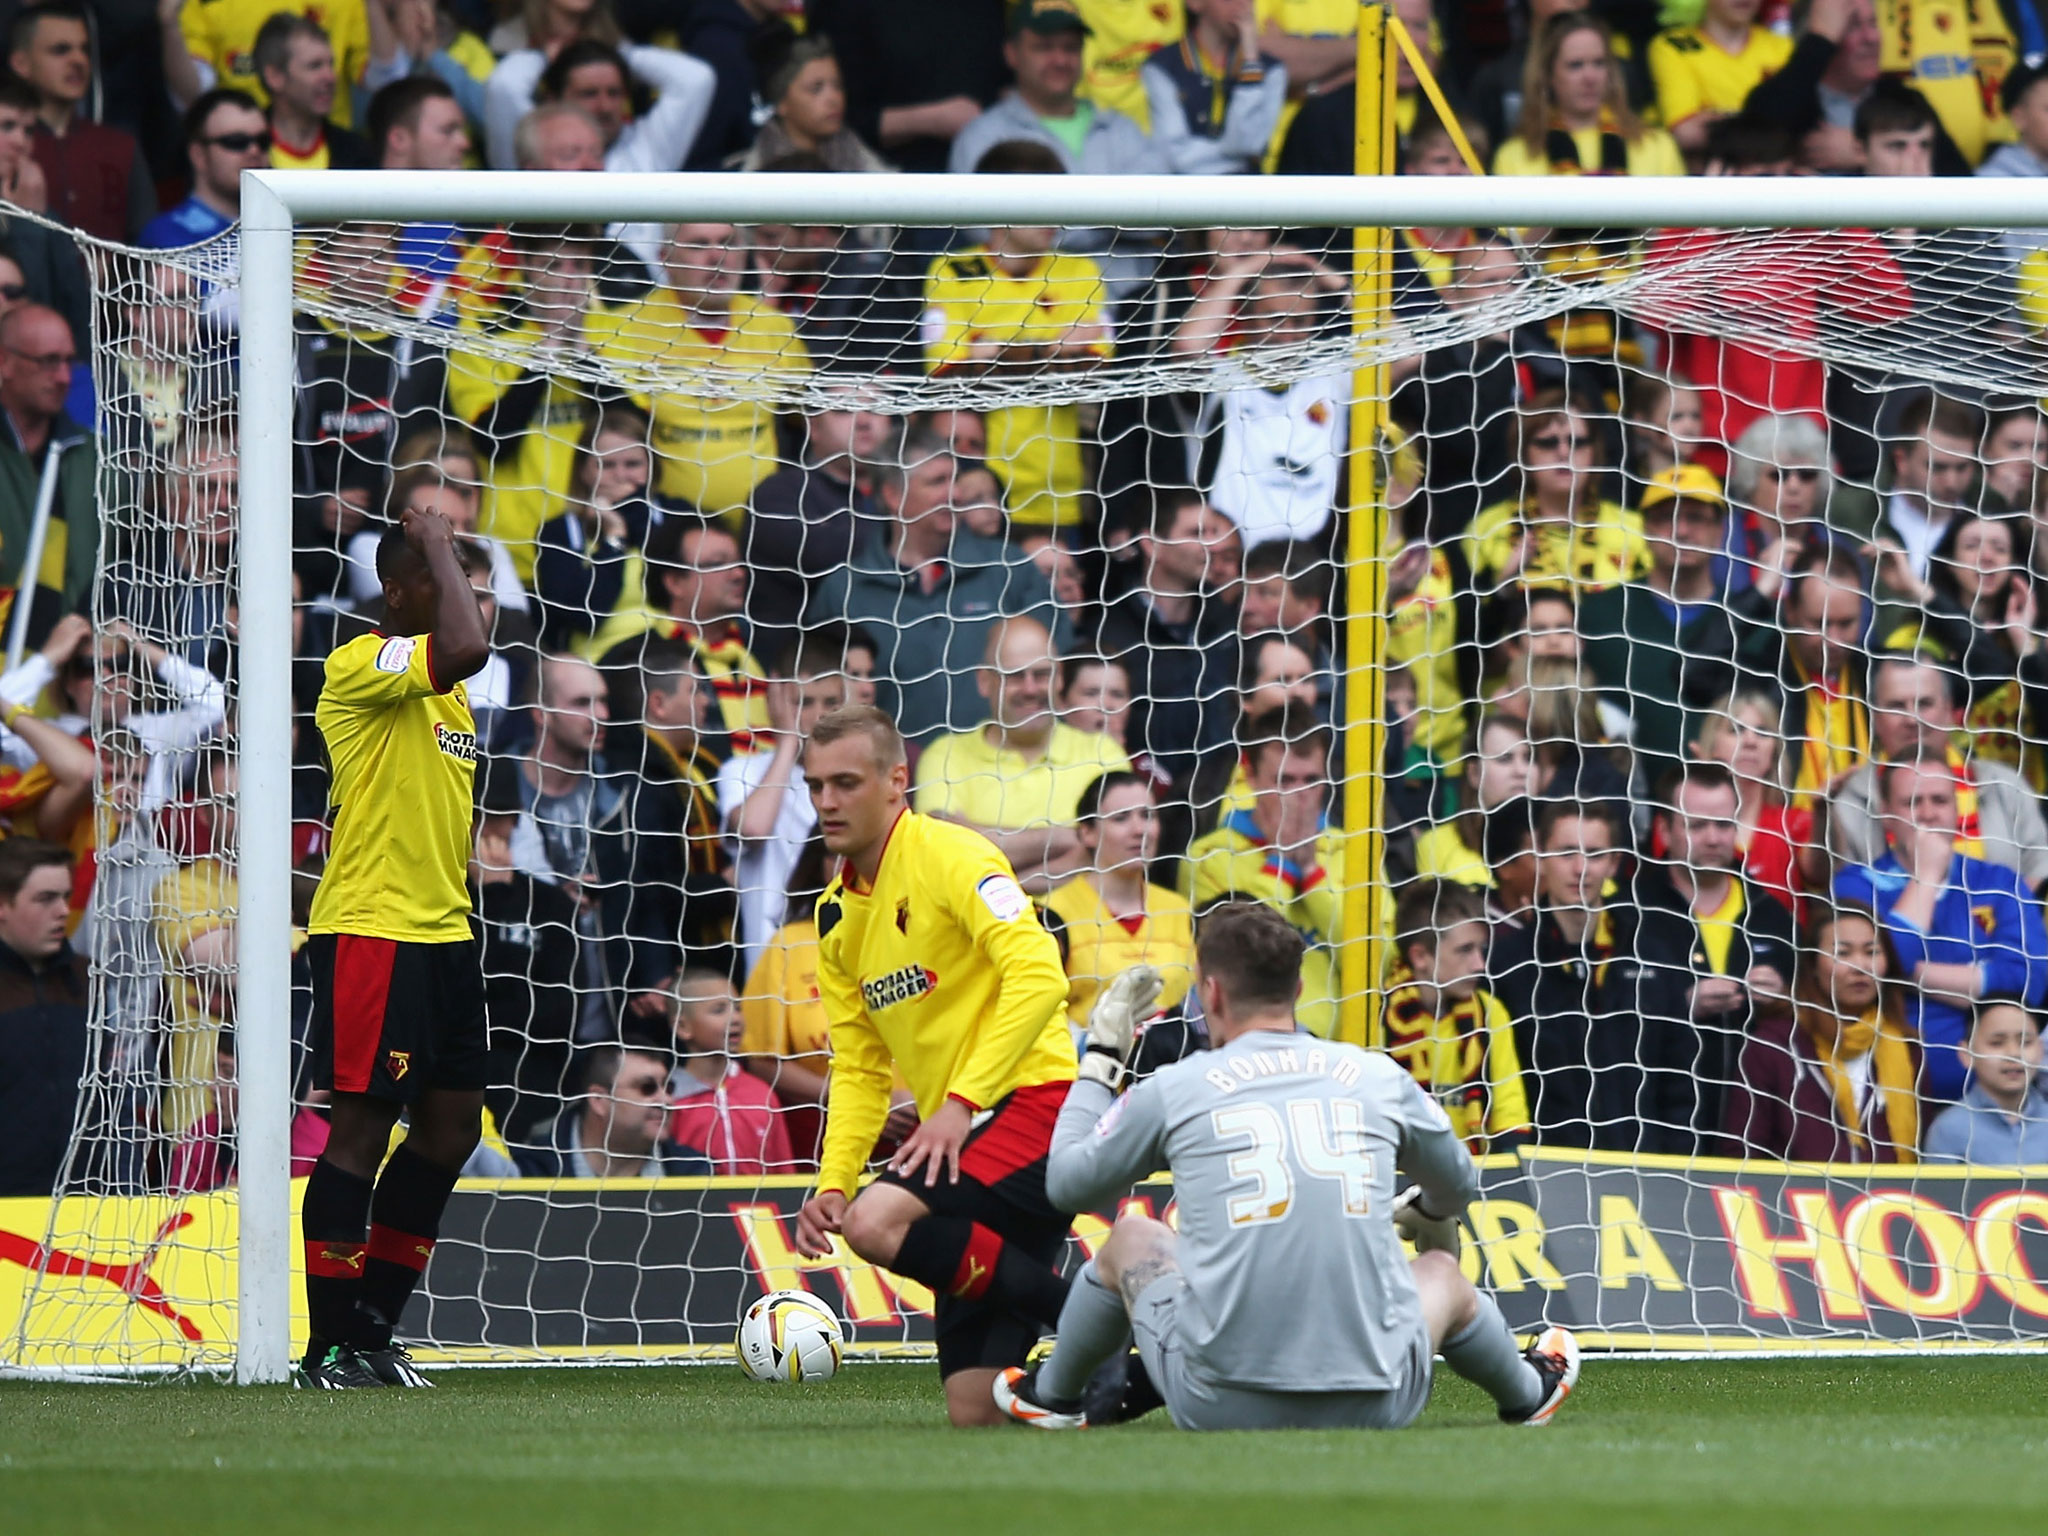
[4,0,2048,1195]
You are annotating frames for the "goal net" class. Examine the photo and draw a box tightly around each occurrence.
[6,172,2048,1378]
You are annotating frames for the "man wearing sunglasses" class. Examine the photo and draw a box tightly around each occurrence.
[138,86,270,251]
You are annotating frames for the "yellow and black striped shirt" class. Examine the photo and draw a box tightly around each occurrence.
[1382,964,1532,1154]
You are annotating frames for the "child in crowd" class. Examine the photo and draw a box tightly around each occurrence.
[1382,880,1533,1155]
[1923,1001,2048,1164]
[666,969,793,1176]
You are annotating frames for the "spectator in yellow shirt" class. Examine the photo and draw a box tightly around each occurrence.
[1495,14,1686,178]
[1076,0,1185,128]
[1383,880,1533,1154]
[1649,0,1795,154]
[1876,0,2015,165]
[589,221,809,518]
[1183,702,1344,1035]
[178,0,371,128]
[1042,770,1196,1038]
[1411,713,1537,891]
[922,139,1112,530]
[1464,390,1649,598]
[913,616,1131,892]
[445,225,616,583]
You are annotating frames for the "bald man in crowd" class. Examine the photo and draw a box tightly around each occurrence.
[912,618,1131,892]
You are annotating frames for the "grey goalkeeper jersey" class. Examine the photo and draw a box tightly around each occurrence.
[1047,1029,1479,1392]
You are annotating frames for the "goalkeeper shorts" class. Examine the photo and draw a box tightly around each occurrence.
[308,933,490,1102]
[1127,1268,1436,1431]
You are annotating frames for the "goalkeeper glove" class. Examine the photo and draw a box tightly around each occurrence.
[1077,964,1164,1091]
[1392,1184,1462,1258]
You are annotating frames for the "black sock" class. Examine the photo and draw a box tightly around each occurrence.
[301,1157,375,1361]
[890,1216,1070,1328]
[354,1143,462,1350]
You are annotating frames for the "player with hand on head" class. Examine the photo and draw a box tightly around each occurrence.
[995,901,1580,1432]
[298,505,492,1390]
[793,704,1078,1427]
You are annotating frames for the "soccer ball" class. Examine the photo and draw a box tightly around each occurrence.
[736,1289,844,1383]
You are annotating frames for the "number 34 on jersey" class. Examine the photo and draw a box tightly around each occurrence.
[1213,1098,1377,1227]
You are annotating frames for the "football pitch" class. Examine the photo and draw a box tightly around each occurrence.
[4,1358,2043,1535]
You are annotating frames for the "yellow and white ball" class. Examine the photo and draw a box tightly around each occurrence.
[736,1290,844,1383]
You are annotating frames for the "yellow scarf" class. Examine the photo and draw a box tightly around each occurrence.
[1796,1002,1919,1161]
[1792,662,1869,809]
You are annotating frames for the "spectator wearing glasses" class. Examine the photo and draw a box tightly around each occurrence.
[514,1043,714,1179]
[1721,415,1858,597]
[0,302,94,648]
[139,88,270,251]
[8,1,155,243]
[1464,391,1646,603]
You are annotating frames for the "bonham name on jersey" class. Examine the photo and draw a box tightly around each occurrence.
[1202,1043,1362,1097]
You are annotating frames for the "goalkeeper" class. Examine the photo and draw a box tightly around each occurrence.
[996,902,1580,1432]
[793,705,1078,1426]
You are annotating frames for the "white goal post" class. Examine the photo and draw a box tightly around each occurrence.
[217,170,2048,1384]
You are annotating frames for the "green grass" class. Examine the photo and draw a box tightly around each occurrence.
[3,1359,2044,1535]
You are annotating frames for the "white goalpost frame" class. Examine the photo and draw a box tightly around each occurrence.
[232,168,2048,1384]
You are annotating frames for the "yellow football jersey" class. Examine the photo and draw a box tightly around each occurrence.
[1648,25,1794,126]
[1386,546,1465,757]
[814,811,1073,1196]
[741,918,832,1060]
[588,290,809,516]
[1877,0,2015,164]
[1463,499,1650,593]
[1078,0,1185,128]
[922,247,1112,528]
[1382,967,1532,1154]
[180,0,371,128]
[155,855,237,1134]
[1183,818,1345,1037]
[445,317,603,582]
[311,631,478,944]
[1492,128,1687,177]
[1042,875,1196,1031]
[912,722,1130,833]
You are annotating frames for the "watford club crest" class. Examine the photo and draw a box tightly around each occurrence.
[386,1050,412,1081]
[896,898,912,934]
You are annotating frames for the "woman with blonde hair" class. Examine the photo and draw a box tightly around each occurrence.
[1523,652,1633,805]
[1723,903,1920,1163]
[1495,12,1683,178]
